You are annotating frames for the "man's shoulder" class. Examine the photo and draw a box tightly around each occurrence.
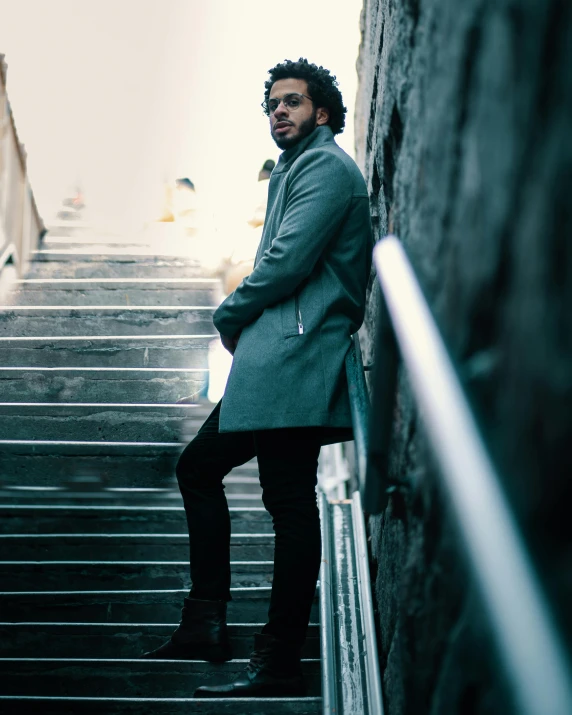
[293,142,367,193]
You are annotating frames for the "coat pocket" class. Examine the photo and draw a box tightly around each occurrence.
[281,294,304,338]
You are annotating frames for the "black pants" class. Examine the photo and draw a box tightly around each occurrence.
[175,401,323,648]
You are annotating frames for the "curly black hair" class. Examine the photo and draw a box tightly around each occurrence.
[263,58,347,135]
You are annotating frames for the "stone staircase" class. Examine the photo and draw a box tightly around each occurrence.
[0,230,321,713]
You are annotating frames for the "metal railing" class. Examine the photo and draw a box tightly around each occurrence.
[316,327,384,714]
[318,487,384,715]
[351,489,384,715]
[362,234,572,715]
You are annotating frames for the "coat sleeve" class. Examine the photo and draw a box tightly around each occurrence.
[213,150,353,337]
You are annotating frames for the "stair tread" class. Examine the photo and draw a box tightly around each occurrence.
[0,560,274,590]
[0,657,321,697]
[0,504,272,534]
[0,695,322,715]
[0,492,264,507]
[0,309,215,337]
[25,262,206,280]
[6,289,220,307]
[0,587,319,623]
[0,533,273,560]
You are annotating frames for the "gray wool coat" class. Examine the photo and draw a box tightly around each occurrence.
[212,125,373,435]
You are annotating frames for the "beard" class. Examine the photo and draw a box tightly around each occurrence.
[272,109,317,150]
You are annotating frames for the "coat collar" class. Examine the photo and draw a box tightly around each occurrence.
[273,125,335,174]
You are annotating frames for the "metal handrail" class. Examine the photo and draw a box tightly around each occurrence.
[346,334,370,490]
[367,234,572,715]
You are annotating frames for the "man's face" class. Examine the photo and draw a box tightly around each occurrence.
[269,78,326,150]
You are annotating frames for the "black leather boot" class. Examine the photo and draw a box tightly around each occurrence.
[194,632,305,698]
[141,597,232,661]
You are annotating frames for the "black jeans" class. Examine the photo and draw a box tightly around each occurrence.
[175,401,323,648]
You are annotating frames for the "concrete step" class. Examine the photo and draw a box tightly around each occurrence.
[31,234,188,245]
[17,276,220,283]
[0,587,319,623]
[41,232,173,244]
[40,242,156,252]
[31,250,202,264]
[42,223,91,236]
[0,441,260,488]
[0,489,264,507]
[0,560,274,590]
[0,368,209,403]
[42,231,194,245]
[0,505,272,534]
[0,622,319,659]
[42,234,163,245]
[0,440,182,488]
[0,306,215,337]
[0,404,213,442]
[0,658,321,697]
[0,696,322,715]
[7,286,220,307]
[0,336,213,368]
[15,277,220,288]
[35,242,199,255]
[25,260,204,280]
[0,533,274,561]
[0,483,262,500]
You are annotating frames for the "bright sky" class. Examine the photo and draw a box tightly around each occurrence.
[0,0,363,228]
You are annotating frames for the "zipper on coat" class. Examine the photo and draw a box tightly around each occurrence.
[295,295,304,335]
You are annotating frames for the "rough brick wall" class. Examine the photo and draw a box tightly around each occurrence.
[355,1,572,712]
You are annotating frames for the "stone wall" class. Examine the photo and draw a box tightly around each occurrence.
[355,1,572,713]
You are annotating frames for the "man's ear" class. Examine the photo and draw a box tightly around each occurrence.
[316,107,330,126]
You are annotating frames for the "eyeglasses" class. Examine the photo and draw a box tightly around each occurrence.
[262,92,313,116]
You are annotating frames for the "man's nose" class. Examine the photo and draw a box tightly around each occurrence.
[273,101,289,119]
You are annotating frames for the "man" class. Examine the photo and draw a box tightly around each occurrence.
[142,58,373,698]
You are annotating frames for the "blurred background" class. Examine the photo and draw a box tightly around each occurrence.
[0,0,363,238]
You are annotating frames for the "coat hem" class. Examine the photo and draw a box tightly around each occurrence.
[218,409,353,434]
